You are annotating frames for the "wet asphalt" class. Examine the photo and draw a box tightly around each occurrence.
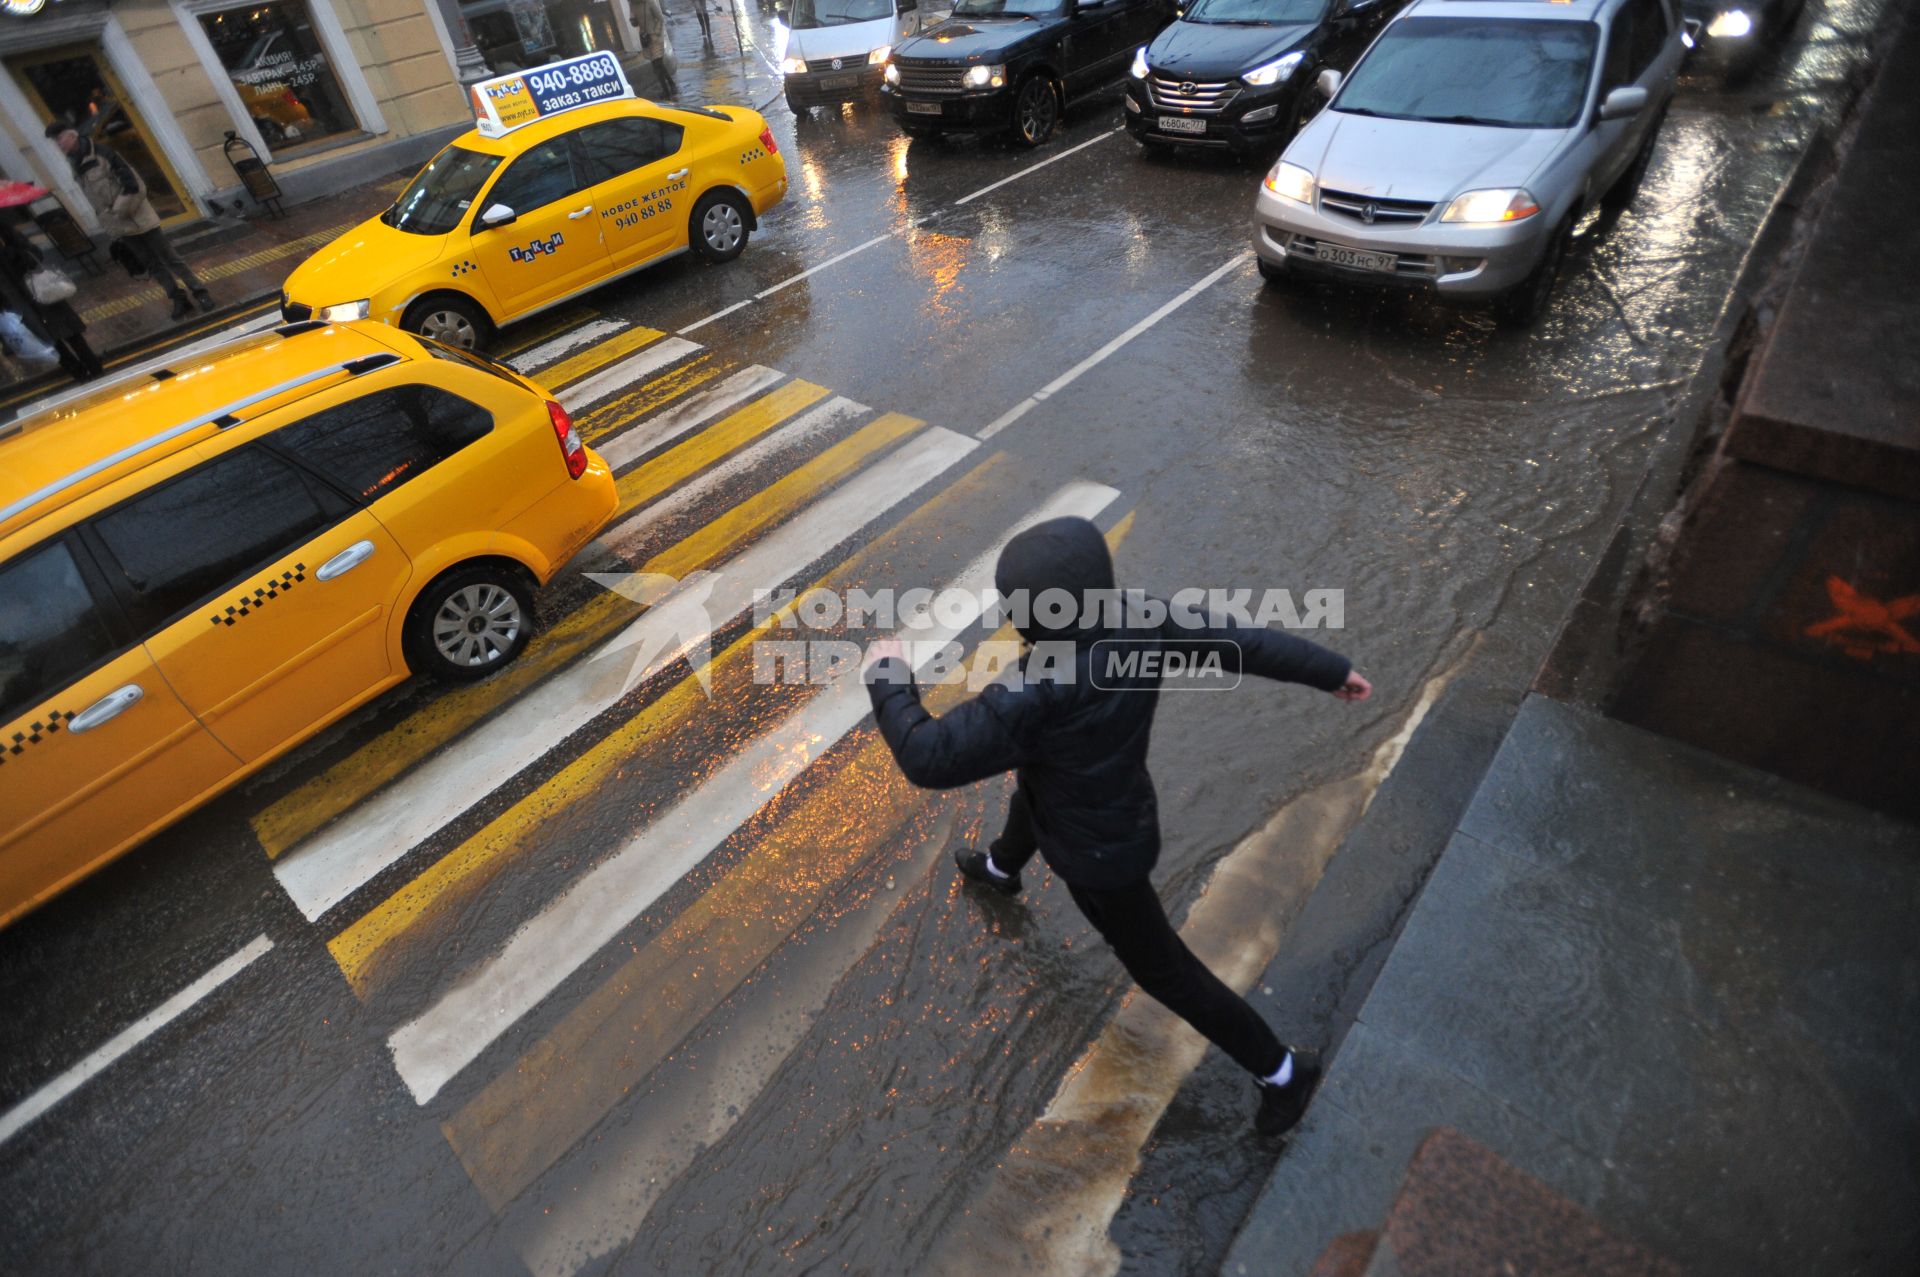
[0,1,1895,1272]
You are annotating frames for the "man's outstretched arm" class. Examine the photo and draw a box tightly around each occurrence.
[863,640,1043,789]
[1158,611,1371,701]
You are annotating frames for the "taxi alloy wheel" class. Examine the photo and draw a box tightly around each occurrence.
[406,563,535,682]
[691,191,750,263]
[1012,75,1059,149]
[404,293,489,352]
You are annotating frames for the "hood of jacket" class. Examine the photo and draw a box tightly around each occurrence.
[995,515,1115,643]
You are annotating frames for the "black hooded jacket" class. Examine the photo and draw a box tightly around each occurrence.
[864,516,1352,890]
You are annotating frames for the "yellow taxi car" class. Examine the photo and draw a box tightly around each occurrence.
[281,52,790,350]
[0,319,617,928]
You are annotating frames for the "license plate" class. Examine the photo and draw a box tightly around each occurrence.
[1318,243,1398,274]
[906,100,943,115]
[820,74,856,89]
[1158,115,1206,135]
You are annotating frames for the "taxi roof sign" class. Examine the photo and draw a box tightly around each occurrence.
[469,51,634,139]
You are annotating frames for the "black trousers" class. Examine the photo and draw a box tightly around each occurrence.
[127,228,206,303]
[989,789,1286,1079]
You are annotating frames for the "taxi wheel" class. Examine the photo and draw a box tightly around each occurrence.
[690,191,751,263]
[405,563,536,683]
[403,293,490,352]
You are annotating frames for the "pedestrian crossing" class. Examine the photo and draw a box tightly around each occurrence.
[237,308,1132,1253]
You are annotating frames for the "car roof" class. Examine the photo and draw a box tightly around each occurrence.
[0,322,409,544]
[1404,0,1614,20]
[449,97,734,157]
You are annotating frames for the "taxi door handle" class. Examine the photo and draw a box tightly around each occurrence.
[70,684,144,733]
[567,204,594,219]
[317,540,376,581]
[666,169,689,181]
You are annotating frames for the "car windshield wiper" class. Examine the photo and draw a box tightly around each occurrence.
[1425,113,1522,127]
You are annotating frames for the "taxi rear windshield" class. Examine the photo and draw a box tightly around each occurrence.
[383,146,505,236]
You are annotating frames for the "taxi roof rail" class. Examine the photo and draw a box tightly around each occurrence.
[0,356,397,528]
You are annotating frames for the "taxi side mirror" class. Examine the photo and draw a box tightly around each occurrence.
[479,203,517,229]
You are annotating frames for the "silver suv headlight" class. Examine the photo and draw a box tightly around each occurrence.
[1264,161,1315,205]
[1440,188,1541,224]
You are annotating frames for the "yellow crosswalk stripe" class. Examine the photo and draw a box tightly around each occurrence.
[539,324,665,388]
[613,380,829,517]
[578,355,721,445]
[326,447,1009,992]
[441,511,1135,1207]
[496,307,599,358]
[253,379,827,859]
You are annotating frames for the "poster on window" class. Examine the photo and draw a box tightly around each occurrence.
[198,1,358,156]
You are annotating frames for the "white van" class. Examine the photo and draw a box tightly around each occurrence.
[777,0,922,111]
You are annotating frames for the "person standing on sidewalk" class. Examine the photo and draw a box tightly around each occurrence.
[863,516,1372,1136]
[45,118,213,322]
[632,0,680,97]
[0,220,104,382]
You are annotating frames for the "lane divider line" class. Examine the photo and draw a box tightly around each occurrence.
[322,419,958,981]
[952,128,1123,206]
[385,479,1121,1103]
[977,251,1251,440]
[0,935,273,1147]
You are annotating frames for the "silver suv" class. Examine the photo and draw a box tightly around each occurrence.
[1251,0,1683,324]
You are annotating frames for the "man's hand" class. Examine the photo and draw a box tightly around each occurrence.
[1333,671,1372,702]
[862,636,906,674]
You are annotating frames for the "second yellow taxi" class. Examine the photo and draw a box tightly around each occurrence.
[281,52,789,350]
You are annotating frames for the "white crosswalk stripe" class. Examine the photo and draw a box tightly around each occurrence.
[595,365,786,472]
[387,479,1122,1103]
[559,337,702,412]
[272,424,977,921]
[506,319,629,372]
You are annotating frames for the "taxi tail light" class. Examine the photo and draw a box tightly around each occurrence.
[548,400,588,479]
[759,127,779,156]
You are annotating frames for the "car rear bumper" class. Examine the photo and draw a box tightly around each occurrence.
[1251,186,1548,298]
[501,447,618,584]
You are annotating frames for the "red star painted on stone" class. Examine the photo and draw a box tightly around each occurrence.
[1804,575,1920,660]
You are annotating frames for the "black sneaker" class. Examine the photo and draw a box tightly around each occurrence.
[194,289,215,313]
[1254,1049,1321,1138]
[168,294,193,320]
[953,845,1021,897]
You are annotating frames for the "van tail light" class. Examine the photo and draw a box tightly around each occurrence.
[548,400,588,479]
[759,127,779,156]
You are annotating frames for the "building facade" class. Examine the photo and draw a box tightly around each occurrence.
[0,0,655,232]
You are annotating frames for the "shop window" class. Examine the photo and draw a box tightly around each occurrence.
[463,0,622,76]
[198,1,359,157]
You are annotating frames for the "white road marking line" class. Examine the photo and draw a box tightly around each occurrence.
[676,127,1120,334]
[271,428,975,923]
[952,128,1123,206]
[603,395,870,555]
[507,319,629,372]
[978,251,1250,440]
[0,934,273,1147]
[594,364,786,473]
[679,299,752,335]
[387,479,1120,1103]
[559,337,702,413]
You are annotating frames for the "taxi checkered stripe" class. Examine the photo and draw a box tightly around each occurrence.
[1,709,75,767]
[211,564,308,627]
[451,260,478,278]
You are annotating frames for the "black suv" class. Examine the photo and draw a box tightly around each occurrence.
[1123,0,1404,155]
[882,0,1176,147]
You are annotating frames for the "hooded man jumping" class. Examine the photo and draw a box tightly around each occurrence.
[862,515,1370,1137]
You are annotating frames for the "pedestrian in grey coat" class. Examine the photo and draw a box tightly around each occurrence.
[632,0,680,97]
[46,118,212,322]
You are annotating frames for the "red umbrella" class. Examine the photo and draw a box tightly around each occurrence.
[0,180,50,209]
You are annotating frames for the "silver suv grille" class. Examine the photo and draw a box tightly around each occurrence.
[1147,73,1238,115]
[1319,188,1436,226]
[892,63,968,95]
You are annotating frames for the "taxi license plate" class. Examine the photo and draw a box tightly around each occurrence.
[906,100,943,115]
[1318,243,1398,274]
[1158,115,1206,135]
[820,74,856,89]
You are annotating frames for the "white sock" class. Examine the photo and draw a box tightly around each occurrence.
[1262,1052,1294,1088]
[984,855,1012,880]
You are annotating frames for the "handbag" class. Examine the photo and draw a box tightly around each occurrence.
[27,266,77,305]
